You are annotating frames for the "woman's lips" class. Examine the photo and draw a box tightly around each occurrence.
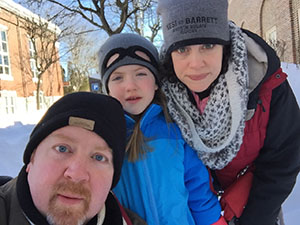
[187,73,209,81]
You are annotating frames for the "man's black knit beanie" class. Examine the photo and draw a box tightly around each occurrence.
[23,92,126,189]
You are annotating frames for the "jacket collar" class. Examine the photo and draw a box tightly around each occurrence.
[125,104,162,131]
[242,29,281,109]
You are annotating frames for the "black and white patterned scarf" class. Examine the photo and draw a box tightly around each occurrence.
[162,22,249,170]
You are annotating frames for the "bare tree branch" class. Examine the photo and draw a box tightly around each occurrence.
[22,0,160,39]
[20,14,79,109]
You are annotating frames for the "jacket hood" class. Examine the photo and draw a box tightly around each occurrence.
[242,29,281,109]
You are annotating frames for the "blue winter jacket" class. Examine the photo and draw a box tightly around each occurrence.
[113,104,221,225]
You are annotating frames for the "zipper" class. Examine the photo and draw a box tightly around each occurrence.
[237,165,249,178]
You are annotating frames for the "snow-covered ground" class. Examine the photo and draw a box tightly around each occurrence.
[0,63,299,224]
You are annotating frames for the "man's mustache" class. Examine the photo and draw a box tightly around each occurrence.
[51,180,91,204]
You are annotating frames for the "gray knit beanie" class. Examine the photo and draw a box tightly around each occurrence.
[98,33,159,94]
[157,0,230,55]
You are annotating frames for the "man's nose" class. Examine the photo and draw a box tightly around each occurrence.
[64,156,90,183]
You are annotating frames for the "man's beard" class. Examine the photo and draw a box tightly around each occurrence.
[46,180,92,225]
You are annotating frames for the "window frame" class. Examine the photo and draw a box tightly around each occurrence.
[28,38,39,82]
[0,24,12,80]
[0,90,16,115]
[265,26,277,45]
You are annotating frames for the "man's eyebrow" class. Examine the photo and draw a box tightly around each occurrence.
[94,146,113,153]
[51,133,75,142]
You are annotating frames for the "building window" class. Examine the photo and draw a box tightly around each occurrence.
[266,26,277,45]
[29,39,39,82]
[5,95,15,114]
[1,91,16,114]
[0,26,12,80]
[266,26,286,59]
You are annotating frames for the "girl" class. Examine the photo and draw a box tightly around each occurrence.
[157,0,300,225]
[98,33,227,225]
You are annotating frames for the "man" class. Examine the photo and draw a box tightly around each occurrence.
[0,176,12,186]
[0,92,146,225]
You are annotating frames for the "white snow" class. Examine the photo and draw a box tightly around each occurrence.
[0,63,299,224]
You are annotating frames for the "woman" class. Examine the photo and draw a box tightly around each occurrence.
[157,0,300,225]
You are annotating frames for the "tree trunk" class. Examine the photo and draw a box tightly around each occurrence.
[36,77,41,110]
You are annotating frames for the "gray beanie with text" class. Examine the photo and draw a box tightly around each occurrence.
[157,0,230,55]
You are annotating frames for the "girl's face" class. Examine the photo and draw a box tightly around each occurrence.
[171,44,223,92]
[108,64,158,116]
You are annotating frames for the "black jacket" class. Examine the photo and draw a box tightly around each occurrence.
[0,168,146,225]
[238,29,300,225]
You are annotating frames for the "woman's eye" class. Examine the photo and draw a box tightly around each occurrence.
[203,44,215,49]
[137,72,147,76]
[92,154,107,162]
[55,145,69,153]
[177,47,187,53]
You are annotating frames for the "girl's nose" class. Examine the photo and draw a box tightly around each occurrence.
[125,77,138,91]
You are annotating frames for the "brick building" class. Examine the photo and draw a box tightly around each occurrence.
[0,0,63,116]
[228,0,300,64]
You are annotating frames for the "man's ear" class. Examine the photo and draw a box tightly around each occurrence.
[26,149,37,172]
[26,162,31,173]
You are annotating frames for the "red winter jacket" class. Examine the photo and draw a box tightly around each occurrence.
[216,68,287,188]
[214,30,300,225]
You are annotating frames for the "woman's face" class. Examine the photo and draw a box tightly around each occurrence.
[171,44,223,92]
